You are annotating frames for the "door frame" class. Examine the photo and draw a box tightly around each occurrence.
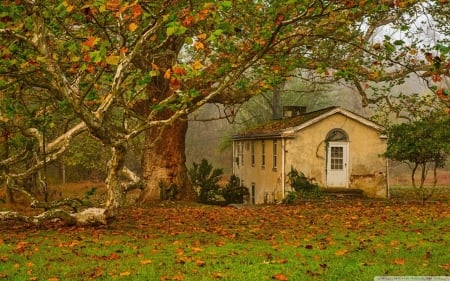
[326,141,349,188]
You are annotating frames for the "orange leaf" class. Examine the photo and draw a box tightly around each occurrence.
[170,78,181,90]
[129,23,138,32]
[151,63,159,70]
[192,60,204,70]
[394,259,405,265]
[194,41,205,50]
[195,259,206,267]
[182,16,195,27]
[108,253,120,260]
[164,69,171,79]
[106,0,120,11]
[191,247,203,253]
[131,4,143,18]
[172,66,187,75]
[390,240,399,247]
[82,36,97,48]
[272,273,288,281]
[173,275,184,281]
[335,249,348,256]
[140,259,152,265]
[120,271,131,276]
[48,278,59,281]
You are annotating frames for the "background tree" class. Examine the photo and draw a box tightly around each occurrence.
[384,110,450,204]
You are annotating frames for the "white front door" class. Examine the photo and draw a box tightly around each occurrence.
[326,142,349,187]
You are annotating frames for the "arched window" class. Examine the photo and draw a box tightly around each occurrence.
[326,129,348,142]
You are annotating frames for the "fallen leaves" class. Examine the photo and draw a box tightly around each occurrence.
[1,200,449,280]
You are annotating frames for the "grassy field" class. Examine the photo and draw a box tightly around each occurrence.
[1,196,449,281]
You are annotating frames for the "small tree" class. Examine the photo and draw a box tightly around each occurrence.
[188,159,223,204]
[384,112,450,204]
[221,175,249,204]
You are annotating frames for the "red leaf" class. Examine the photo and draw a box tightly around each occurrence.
[131,4,143,18]
[82,37,97,48]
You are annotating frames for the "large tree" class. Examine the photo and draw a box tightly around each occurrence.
[1,0,449,224]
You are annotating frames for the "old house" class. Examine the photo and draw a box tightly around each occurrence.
[232,106,388,204]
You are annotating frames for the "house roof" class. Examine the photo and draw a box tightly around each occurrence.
[232,106,384,140]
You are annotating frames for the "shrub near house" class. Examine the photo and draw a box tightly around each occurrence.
[188,159,248,204]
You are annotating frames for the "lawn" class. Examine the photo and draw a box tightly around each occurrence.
[0,199,449,281]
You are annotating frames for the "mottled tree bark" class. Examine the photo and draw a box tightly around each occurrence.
[138,118,197,204]
[104,145,127,218]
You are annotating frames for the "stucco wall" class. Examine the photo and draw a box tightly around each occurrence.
[233,139,283,204]
[286,113,387,198]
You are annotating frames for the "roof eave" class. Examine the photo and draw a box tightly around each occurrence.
[232,132,283,140]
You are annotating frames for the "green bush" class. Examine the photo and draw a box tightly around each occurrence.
[287,166,318,192]
[282,191,299,204]
[188,159,223,204]
[284,167,322,203]
[221,175,249,204]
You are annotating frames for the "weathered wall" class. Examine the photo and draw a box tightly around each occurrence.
[286,113,387,198]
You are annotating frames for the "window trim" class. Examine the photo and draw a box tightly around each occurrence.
[272,139,278,169]
[251,141,255,166]
[261,140,265,168]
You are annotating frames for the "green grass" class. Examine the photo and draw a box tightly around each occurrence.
[1,200,449,280]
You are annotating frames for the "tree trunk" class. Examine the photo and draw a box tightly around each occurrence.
[138,118,197,204]
[104,145,127,218]
[272,80,285,120]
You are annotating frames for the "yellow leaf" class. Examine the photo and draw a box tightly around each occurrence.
[197,33,207,40]
[70,55,80,62]
[106,55,120,65]
[149,70,159,77]
[140,259,152,265]
[192,60,204,70]
[129,23,138,32]
[120,271,131,276]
